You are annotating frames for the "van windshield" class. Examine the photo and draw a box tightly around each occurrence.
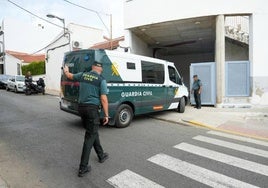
[168,66,182,85]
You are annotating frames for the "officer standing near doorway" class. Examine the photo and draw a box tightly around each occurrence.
[191,75,202,109]
[63,61,109,177]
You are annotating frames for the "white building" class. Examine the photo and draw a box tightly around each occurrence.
[45,23,103,94]
[3,52,22,75]
[124,0,268,106]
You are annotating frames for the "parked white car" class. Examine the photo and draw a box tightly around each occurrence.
[6,75,25,93]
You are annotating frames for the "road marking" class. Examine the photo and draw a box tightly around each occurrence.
[207,131,268,147]
[107,169,165,188]
[174,143,268,176]
[193,135,268,158]
[148,153,259,188]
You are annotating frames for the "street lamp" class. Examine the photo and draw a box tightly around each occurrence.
[46,14,66,34]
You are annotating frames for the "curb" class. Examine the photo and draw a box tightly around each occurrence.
[182,119,268,141]
[149,116,268,141]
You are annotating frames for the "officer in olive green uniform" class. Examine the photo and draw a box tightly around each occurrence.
[63,61,109,177]
[191,75,202,109]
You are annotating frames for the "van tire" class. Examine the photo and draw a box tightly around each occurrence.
[115,104,133,128]
[178,97,185,113]
[14,86,18,93]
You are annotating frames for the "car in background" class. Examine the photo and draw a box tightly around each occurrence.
[6,75,25,93]
[0,74,13,89]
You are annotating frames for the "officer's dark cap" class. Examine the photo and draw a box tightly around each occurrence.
[193,75,198,78]
[93,61,103,67]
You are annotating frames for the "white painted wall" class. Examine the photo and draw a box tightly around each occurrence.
[5,54,21,75]
[250,13,268,106]
[45,23,103,94]
[124,0,266,29]
[125,30,152,56]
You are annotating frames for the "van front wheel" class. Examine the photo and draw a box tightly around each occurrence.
[115,104,133,128]
[178,97,185,113]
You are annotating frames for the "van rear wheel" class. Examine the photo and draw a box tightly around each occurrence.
[115,104,133,128]
[178,97,185,113]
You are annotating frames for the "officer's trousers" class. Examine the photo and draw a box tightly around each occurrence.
[78,104,104,169]
[194,90,201,109]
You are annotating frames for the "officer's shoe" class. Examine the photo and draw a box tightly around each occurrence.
[99,152,109,163]
[78,166,91,177]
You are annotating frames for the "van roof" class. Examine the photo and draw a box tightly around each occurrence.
[65,49,174,65]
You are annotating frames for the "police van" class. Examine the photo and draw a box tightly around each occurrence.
[60,49,189,128]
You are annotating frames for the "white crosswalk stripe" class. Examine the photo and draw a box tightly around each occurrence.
[107,132,268,188]
[207,131,268,147]
[107,169,165,188]
[147,153,259,188]
[174,142,268,176]
[193,135,268,158]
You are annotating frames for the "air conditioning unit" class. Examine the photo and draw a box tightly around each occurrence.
[72,41,83,49]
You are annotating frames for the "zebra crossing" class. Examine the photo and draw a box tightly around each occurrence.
[107,131,268,188]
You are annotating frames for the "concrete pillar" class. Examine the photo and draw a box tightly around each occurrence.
[215,15,225,105]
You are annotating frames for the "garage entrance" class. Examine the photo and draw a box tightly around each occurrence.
[129,15,249,105]
[130,16,216,90]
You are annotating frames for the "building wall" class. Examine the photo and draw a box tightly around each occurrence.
[126,30,153,56]
[249,13,268,106]
[45,36,68,94]
[124,0,265,29]
[5,54,21,75]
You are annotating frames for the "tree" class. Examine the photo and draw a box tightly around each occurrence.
[22,61,45,76]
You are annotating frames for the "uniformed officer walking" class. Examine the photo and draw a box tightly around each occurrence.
[191,75,202,109]
[63,61,109,177]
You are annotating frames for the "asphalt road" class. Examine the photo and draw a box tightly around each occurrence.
[0,90,267,188]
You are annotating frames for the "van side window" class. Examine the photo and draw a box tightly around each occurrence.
[127,62,136,70]
[141,61,164,84]
[168,66,182,85]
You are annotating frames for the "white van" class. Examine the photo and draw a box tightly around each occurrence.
[60,49,189,128]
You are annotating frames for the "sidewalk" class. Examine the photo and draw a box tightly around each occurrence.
[0,176,7,188]
[150,105,268,140]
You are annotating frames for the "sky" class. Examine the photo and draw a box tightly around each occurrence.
[0,0,124,54]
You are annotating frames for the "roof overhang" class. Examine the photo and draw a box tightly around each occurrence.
[130,16,216,56]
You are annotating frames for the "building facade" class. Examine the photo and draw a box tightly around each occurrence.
[123,0,268,106]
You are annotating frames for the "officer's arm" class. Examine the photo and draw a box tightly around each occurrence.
[101,95,109,125]
[63,65,74,80]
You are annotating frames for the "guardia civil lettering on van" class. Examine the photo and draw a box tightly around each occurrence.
[60,49,189,128]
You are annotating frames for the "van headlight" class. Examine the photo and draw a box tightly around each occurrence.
[18,84,23,87]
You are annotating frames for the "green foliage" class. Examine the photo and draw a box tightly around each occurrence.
[22,61,45,76]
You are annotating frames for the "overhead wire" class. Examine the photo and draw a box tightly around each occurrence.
[6,0,67,54]
[7,0,63,29]
[6,0,111,54]
[63,0,110,34]
[30,33,66,55]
